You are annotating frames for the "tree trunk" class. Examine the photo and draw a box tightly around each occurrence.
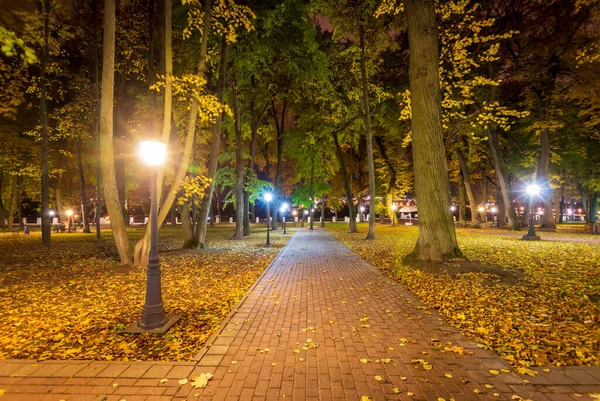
[538,128,556,229]
[359,24,376,240]
[332,131,357,232]
[480,177,487,222]
[456,148,479,228]
[553,189,561,225]
[320,198,325,227]
[358,198,364,222]
[196,37,228,248]
[232,83,244,239]
[386,193,398,226]
[497,193,505,228]
[458,173,467,228]
[181,201,194,246]
[8,175,17,231]
[133,0,210,266]
[406,0,461,260]
[100,0,131,265]
[309,159,314,230]
[40,0,51,245]
[487,127,520,230]
[271,99,286,231]
[76,141,91,233]
[115,76,128,224]
[94,0,102,242]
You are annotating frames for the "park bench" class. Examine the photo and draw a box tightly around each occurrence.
[53,223,66,233]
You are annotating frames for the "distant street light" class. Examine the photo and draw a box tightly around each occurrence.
[391,204,397,226]
[522,183,541,241]
[264,192,273,246]
[450,205,456,211]
[292,210,297,227]
[129,140,179,333]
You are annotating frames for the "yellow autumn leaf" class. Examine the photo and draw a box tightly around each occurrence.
[489,369,500,375]
[191,373,212,389]
[408,392,415,397]
[516,367,537,377]
[485,384,495,389]
[393,388,400,393]
[159,378,168,384]
[360,358,369,364]
[374,376,383,381]
[178,378,188,385]
[444,373,453,378]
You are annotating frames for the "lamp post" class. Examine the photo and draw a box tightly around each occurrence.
[292,210,297,227]
[490,206,497,222]
[129,140,179,333]
[280,203,288,234]
[264,192,272,246]
[391,203,397,226]
[360,205,365,222]
[522,183,541,241]
[66,209,73,233]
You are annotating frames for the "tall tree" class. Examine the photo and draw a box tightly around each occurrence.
[405,0,461,260]
[100,0,131,264]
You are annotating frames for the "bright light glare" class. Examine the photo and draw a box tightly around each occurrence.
[478,206,484,212]
[304,210,309,215]
[391,204,397,210]
[491,207,497,213]
[66,210,73,217]
[49,210,55,216]
[139,141,167,166]
[281,203,288,210]
[450,206,456,211]
[360,206,365,212]
[526,183,540,196]
[292,210,297,216]
[264,193,273,202]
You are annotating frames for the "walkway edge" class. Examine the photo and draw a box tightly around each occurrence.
[192,229,299,361]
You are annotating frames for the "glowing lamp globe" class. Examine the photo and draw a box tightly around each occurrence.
[491,207,497,213]
[360,206,365,212]
[292,210,297,216]
[139,141,167,166]
[526,183,540,197]
[66,210,74,217]
[478,206,485,212]
[49,210,55,217]
[264,193,273,202]
[450,206,456,211]
[391,204,397,211]
[304,210,309,215]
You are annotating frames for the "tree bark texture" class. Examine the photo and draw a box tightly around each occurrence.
[320,198,325,227]
[100,0,131,265]
[196,37,228,248]
[455,148,479,228]
[538,128,556,229]
[405,0,461,260]
[233,84,244,239]
[359,24,376,240]
[487,128,519,230]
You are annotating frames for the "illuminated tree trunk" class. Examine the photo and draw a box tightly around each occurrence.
[456,148,479,228]
[0,172,6,229]
[359,24,376,240]
[406,0,462,261]
[538,128,556,230]
[181,201,194,246]
[133,0,209,265]
[76,141,91,233]
[233,84,244,239]
[100,0,131,265]
[196,37,228,248]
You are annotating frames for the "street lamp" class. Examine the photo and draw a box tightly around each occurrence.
[264,192,272,246]
[522,183,541,241]
[391,204,397,226]
[280,203,288,234]
[66,209,73,233]
[490,206,497,222]
[129,140,179,333]
[292,210,297,227]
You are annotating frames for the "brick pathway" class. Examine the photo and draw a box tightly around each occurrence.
[0,228,598,400]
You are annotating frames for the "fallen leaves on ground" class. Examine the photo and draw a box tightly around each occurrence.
[0,226,293,361]
[327,224,599,367]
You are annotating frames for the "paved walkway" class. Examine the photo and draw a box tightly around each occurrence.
[0,228,598,400]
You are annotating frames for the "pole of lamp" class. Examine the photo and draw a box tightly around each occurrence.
[266,201,270,246]
[283,215,286,234]
[139,169,166,329]
[522,185,541,241]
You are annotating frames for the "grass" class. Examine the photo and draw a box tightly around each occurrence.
[0,224,294,361]
[326,222,600,367]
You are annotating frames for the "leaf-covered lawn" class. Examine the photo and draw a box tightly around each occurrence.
[0,225,293,361]
[327,223,599,367]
